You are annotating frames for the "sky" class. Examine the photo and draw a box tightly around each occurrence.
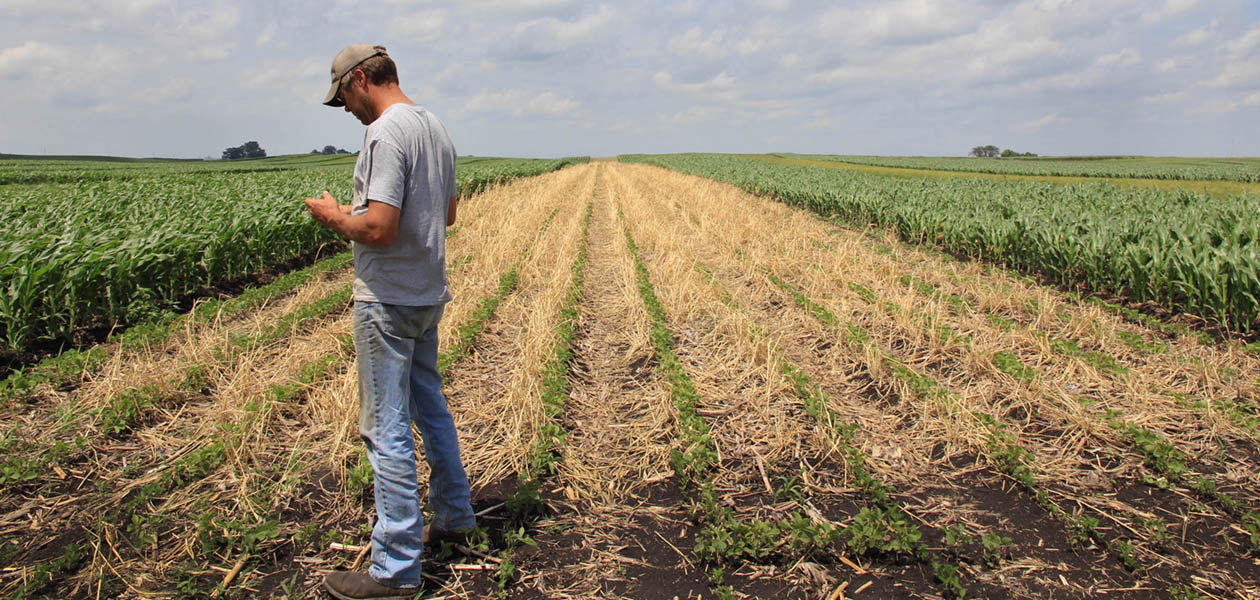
[2,0,1259,159]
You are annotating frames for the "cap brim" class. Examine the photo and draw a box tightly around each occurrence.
[322,80,343,107]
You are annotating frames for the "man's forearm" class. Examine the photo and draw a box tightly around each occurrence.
[315,210,392,246]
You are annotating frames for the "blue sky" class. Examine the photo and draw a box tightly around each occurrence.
[1,0,1258,158]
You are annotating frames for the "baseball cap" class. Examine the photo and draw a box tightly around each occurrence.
[322,44,387,107]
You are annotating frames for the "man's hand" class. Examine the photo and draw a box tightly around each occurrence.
[304,191,341,225]
[303,191,400,247]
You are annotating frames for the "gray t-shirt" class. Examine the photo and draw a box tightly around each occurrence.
[351,103,457,305]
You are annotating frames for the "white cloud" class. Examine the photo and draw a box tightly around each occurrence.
[1096,48,1141,68]
[1142,90,1188,104]
[389,9,448,42]
[1224,25,1260,58]
[1015,112,1068,132]
[652,71,737,99]
[458,89,580,117]
[748,0,790,10]
[668,27,729,60]
[0,41,133,89]
[175,6,241,43]
[1199,60,1260,89]
[0,41,68,79]
[668,25,768,60]
[255,22,278,47]
[1174,20,1218,46]
[503,5,615,57]
[242,59,326,92]
[129,77,195,103]
[665,105,725,123]
[466,0,582,13]
[815,0,986,47]
[1140,0,1198,25]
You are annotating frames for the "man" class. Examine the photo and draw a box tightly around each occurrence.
[305,43,475,600]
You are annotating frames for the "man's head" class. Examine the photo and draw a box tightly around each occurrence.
[322,44,401,124]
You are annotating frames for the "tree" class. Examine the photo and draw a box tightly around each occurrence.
[969,145,1000,158]
[221,141,266,160]
[322,145,338,155]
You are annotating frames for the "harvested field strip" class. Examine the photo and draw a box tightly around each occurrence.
[554,170,673,506]
[618,199,731,596]
[695,259,975,598]
[613,166,943,599]
[0,279,354,496]
[619,167,1149,575]
[512,198,592,499]
[691,260,1144,598]
[785,236,1260,500]
[489,194,594,594]
[866,242,1260,435]
[655,170,1260,527]
[439,165,594,489]
[618,164,1135,598]
[620,164,1259,498]
[507,171,694,599]
[616,164,1256,598]
[1,312,356,598]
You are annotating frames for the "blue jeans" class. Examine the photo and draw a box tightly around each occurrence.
[353,301,476,587]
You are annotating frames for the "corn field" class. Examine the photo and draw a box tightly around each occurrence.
[0,155,588,355]
[785,153,1260,183]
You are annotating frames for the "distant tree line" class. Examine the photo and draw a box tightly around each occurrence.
[311,145,353,155]
[222,141,266,160]
[970,145,1037,158]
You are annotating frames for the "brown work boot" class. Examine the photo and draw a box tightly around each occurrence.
[323,571,419,600]
[421,523,474,547]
